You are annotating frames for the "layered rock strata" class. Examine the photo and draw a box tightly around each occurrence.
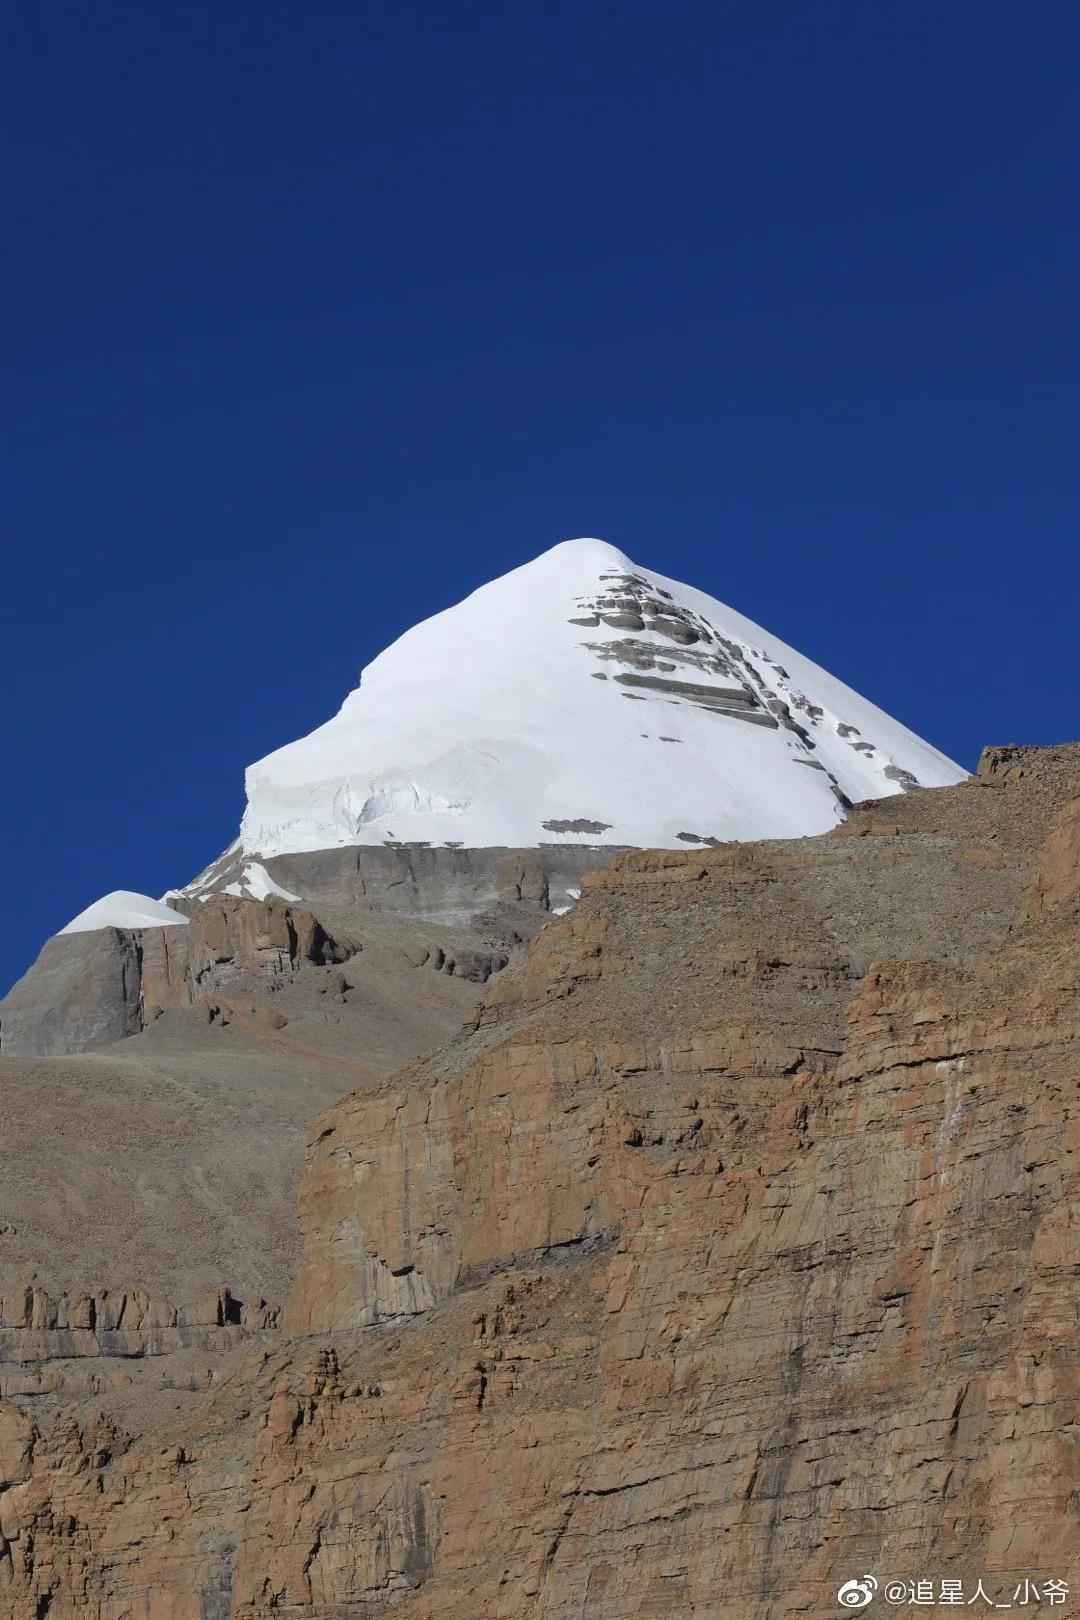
[179,842,617,928]
[2,746,1080,1616]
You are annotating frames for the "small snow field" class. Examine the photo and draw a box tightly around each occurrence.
[59,891,189,935]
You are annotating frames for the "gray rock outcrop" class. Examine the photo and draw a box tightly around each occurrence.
[0,928,143,1056]
[1,845,620,1059]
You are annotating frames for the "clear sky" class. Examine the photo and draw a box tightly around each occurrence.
[4,0,1079,992]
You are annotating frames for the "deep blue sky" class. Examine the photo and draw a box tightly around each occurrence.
[4,0,1079,990]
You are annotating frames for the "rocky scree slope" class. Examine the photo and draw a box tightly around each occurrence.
[1,744,1079,1617]
[0,858,583,1382]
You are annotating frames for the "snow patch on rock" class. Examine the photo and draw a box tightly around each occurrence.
[221,863,303,903]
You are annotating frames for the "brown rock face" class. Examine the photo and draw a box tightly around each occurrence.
[138,893,353,1020]
[5,745,1080,1617]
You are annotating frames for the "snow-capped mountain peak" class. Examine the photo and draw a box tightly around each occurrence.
[226,536,963,859]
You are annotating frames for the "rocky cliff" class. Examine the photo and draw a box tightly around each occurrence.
[2,744,1080,1617]
[0,846,611,1060]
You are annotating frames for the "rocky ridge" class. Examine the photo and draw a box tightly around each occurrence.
[1,743,1079,1616]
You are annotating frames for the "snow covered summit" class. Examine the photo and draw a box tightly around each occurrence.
[229,537,964,858]
[60,891,189,935]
